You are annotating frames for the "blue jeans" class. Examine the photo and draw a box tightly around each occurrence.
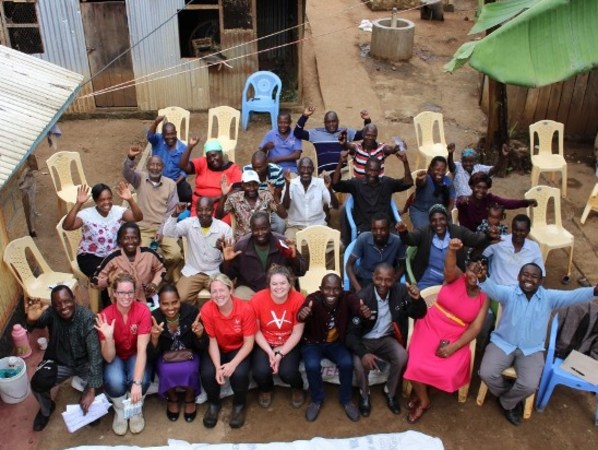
[301,341,354,405]
[103,355,152,398]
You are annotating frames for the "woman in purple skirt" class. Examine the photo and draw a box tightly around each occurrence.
[149,284,207,422]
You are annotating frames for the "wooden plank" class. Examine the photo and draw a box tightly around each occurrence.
[507,84,527,132]
[556,76,576,125]
[532,85,552,123]
[521,87,540,128]
[581,70,598,138]
[566,71,589,136]
[545,81,563,121]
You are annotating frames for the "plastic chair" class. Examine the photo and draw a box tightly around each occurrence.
[529,120,567,197]
[3,236,78,304]
[536,314,598,425]
[404,246,417,284]
[342,240,357,291]
[241,71,281,130]
[55,217,100,312]
[580,182,598,224]
[524,185,574,278]
[298,269,338,297]
[345,196,402,242]
[295,225,341,274]
[451,207,459,225]
[181,237,211,303]
[413,111,447,170]
[157,106,190,144]
[45,151,89,215]
[207,106,240,162]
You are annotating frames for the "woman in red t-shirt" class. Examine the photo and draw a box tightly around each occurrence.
[95,273,151,436]
[200,274,256,429]
[250,265,306,409]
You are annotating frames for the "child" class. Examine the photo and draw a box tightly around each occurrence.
[476,203,508,236]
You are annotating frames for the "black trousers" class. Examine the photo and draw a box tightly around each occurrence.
[200,348,251,406]
[251,345,303,392]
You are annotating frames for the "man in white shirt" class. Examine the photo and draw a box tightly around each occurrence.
[162,197,232,305]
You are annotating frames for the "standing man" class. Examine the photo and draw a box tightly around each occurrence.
[346,263,427,417]
[259,112,303,173]
[147,115,192,203]
[123,146,182,282]
[26,286,103,431]
[478,264,598,426]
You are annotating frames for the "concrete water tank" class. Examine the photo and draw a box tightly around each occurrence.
[370,18,415,61]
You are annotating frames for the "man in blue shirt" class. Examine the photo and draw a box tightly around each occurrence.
[478,263,597,426]
[147,115,192,202]
[259,112,302,173]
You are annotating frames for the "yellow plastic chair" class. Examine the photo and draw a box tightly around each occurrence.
[157,106,190,144]
[181,237,211,304]
[55,217,100,312]
[580,182,598,224]
[476,306,535,419]
[298,269,338,297]
[3,236,78,305]
[207,106,240,162]
[451,207,459,225]
[45,151,88,215]
[529,120,567,197]
[295,225,341,273]
[524,185,574,278]
[413,111,447,170]
[403,285,476,403]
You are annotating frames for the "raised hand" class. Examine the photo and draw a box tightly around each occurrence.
[448,238,463,251]
[154,115,165,124]
[189,136,200,147]
[267,181,277,198]
[285,238,297,259]
[360,109,370,121]
[25,298,47,322]
[303,105,316,116]
[405,282,420,300]
[116,180,132,201]
[222,237,241,261]
[76,185,91,205]
[396,150,408,163]
[447,143,456,154]
[527,199,538,208]
[298,301,313,321]
[174,202,188,216]
[322,171,332,188]
[191,312,204,337]
[284,169,292,185]
[94,313,115,340]
[395,221,408,233]
[150,316,164,340]
[339,150,349,164]
[338,129,348,146]
[220,174,233,196]
[358,299,372,319]
[128,145,142,158]
[416,170,427,182]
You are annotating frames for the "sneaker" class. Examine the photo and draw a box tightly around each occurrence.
[305,401,321,422]
[258,391,272,408]
[291,389,305,408]
[343,402,360,422]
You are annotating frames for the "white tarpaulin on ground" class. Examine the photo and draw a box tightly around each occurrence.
[65,431,444,450]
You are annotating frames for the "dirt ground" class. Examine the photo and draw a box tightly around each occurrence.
[8,1,598,449]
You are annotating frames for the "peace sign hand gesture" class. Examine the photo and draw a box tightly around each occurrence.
[150,316,164,340]
[191,312,204,338]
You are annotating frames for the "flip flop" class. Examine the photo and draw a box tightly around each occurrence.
[578,277,592,287]
[407,403,431,423]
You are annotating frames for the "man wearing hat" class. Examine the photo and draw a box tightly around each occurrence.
[216,169,287,239]
[179,137,242,220]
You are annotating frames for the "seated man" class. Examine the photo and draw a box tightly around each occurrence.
[298,273,370,422]
[346,263,427,417]
[220,211,307,299]
[346,213,405,292]
[478,264,598,426]
[147,115,192,202]
[243,150,287,234]
[217,169,287,239]
[26,286,102,431]
[123,146,182,281]
[162,197,232,304]
[283,156,338,240]
[259,112,302,173]
[293,105,371,173]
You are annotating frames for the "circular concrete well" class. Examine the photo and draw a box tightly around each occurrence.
[370,18,415,61]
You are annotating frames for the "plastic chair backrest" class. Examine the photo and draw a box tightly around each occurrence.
[414,111,446,148]
[3,236,51,288]
[343,240,357,291]
[529,120,564,157]
[524,185,562,228]
[242,71,282,103]
[56,217,80,262]
[545,313,558,366]
[296,225,340,273]
[45,151,87,193]
[157,106,190,144]
[299,269,338,297]
[345,195,402,242]
[419,284,442,308]
[208,106,240,142]
[404,246,417,284]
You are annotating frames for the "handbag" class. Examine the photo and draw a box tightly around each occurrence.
[162,349,193,363]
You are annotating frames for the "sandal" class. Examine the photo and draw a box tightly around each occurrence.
[407,396,420,411]
[407,403,431,424]
[166,400,180,422]
[578,276,592,287]
[184,400,197,423]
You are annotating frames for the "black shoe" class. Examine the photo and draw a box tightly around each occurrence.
[203,403,221,428]
[386,394,401,415]
[497,397,521,426]
[166,400,180,422]
[305,401,322,422]
[184,401,197,423]
[229,404,246,428]
[343,402,360,422]
[358,395,371,417]
[33,401,55,431]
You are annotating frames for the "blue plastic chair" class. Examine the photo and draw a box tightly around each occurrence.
[345,195,402,242]
[536,314,598,426]
[343,240,358,291]
[241,71,281,130]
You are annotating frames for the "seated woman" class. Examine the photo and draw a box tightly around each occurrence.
[397,204,492,290]
[95,273,152,435]
[403,238,490,423]
[456,172,537,231]
[62,183,142,307]
[149,284,207,423]
[408,156,455,229]
[250,265,306,409]
[93,222,165,304]
[200,274,256,429]
[259,112,303,173]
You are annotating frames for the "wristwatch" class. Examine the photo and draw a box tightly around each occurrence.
[274,351,285,358]
[132,380,142,386]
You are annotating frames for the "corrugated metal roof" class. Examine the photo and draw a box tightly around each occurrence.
[0,45,83,189]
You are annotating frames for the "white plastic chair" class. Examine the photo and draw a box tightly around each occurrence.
[157,106,190,144]
[295,225,341,274]
[208,106,240,162]
[580,182,598,224]
[524,185,574,278]
[529,120,567,197]
[45,151,88,215]
[413,111,447,170]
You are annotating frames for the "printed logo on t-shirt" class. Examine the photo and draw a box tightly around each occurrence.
[267,310,292,329]
[233,318,242,333]
[130,324,138,335]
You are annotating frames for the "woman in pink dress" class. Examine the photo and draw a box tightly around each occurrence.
[403,238,489,423]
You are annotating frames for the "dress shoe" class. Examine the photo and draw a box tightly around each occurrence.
[203,402,221,428]
[305,401,322,422]
[229,404,246,428]
[343,402,360,422]
[386,394,401,415]
[166,400,180,421]
[258,391,272,408]
[358,395,371,417]
[33,401,55,431]
[184,401,197,423]
[291,389,305,408]
[497,397,521,426]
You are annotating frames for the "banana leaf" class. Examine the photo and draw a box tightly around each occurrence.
[445,0,598,88]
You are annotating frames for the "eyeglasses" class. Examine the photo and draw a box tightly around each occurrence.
[116,291,135,297]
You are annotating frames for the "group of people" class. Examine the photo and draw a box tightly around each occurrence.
[24,107,597,437]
